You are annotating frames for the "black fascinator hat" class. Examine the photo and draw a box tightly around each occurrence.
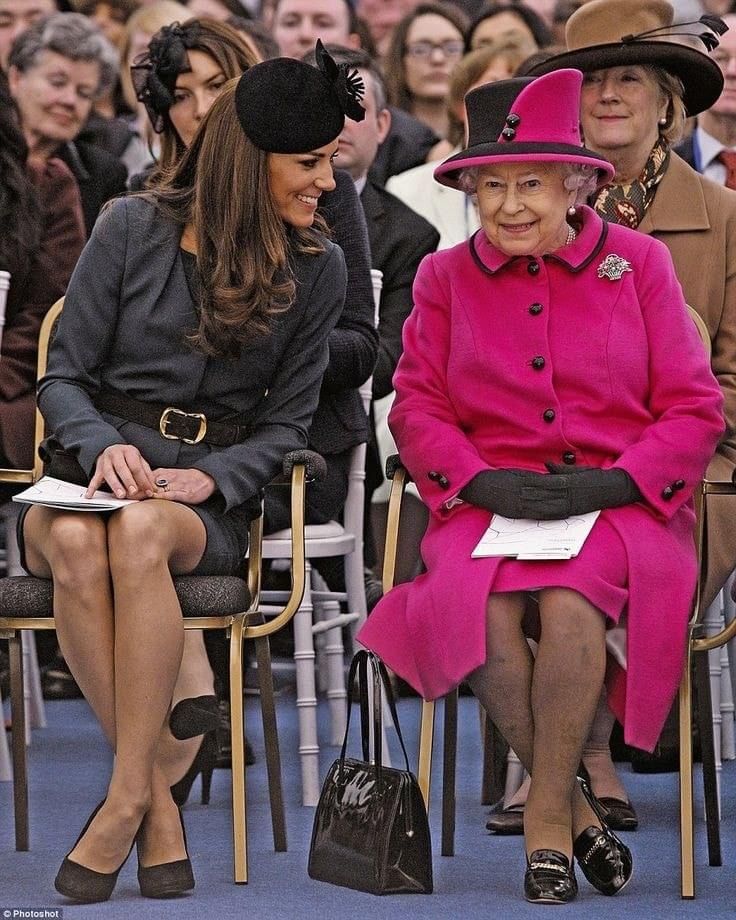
[131,21,201,134]
[234,39,365,153]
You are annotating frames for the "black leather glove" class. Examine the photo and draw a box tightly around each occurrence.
[458,469,550,519]
[530,463,643,518]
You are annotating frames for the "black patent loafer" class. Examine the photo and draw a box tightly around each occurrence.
[597,797,639,831]
[573,826,632,895]
[524,849,578,904]
[486,801,524,835]
[574,775,633,895]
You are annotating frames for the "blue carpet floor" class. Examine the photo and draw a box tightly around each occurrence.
[1,687,735,919]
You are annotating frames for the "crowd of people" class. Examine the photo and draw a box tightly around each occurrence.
[1,0,736,906]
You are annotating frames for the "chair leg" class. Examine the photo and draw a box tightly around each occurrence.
[693,650,722,866]
[229,619,248,883]
[293,562,320,806]
[0,686,12,781]
[480,707,509,806]
[254,635,287,852]
[441,690,457,857]
[311,578,348,746]
[418,699,435,808]
[679,659,695,899]
[9,634,29,850]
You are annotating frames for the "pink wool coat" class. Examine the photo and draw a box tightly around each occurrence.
[358,206,724,752]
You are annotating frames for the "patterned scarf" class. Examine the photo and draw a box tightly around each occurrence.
[592,139,670,229]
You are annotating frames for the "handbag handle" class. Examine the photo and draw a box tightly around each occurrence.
[339,650,413,784]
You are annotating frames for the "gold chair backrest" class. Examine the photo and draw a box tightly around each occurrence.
[30,297,64,483]
[687,304,710,357]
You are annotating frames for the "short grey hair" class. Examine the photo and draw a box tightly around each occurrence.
[458,160,600,203]
[8,13,119,97]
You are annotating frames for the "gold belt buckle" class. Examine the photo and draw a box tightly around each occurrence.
[159,407,207,445]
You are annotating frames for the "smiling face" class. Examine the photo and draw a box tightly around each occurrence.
[474,161,575,258]
[268,139,339,227]
[403,12,464,103]
[9,50,101,151]
[168,49,227,148]
[579,65,667,166]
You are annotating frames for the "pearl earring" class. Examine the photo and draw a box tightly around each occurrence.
[659,116,667,125]
[567,205,577,217]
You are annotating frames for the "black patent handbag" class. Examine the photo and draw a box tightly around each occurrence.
[307,650,433,895]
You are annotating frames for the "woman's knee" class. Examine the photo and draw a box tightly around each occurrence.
[42,514,109,587]
[538,588,607,643]
[107,502,172,572]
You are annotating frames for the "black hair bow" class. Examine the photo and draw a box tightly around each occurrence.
[315,38,365,123]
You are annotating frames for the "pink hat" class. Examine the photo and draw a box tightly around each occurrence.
[434,69,614,190]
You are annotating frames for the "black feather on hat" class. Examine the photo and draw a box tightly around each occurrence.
[235,39,365,153]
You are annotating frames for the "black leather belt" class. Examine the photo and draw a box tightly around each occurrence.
[93,391,251,448]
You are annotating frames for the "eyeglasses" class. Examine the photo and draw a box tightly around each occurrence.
[404,40,465,59]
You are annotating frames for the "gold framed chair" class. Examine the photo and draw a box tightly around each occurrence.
[0,298,318,884]
[678,305,736,898]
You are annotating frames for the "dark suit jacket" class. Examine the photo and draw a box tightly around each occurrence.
[360,180,440,399]
[55,139,128,237]
[675,133,696,170]
[309,169,379,455]
[39,196,347,512]
[369,108,439,187]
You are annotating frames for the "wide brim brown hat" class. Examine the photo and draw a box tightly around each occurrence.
[527,0,724,117]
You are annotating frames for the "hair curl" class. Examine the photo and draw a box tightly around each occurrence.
[0,71,40,280]
[142,79,327,357]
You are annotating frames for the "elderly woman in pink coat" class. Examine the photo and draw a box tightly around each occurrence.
[357,68,724,905]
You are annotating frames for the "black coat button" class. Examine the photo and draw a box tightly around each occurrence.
[543,409,556,422]
[529,303,543,315]
[673,479,685,490]
[527,260,540,276]
[662,486,674,500]
[531,356,545,370]
[562,452,576,465]
[437,475,449,489]
[506,113,520,127]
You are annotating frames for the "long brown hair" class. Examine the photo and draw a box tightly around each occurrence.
[146,79,327,358]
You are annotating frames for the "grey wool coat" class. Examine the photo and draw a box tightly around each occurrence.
[38,196,347,512]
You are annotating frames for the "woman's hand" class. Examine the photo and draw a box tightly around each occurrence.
[150,468,216,505]
[86,444,157,499]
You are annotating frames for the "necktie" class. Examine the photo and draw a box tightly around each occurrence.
[717,150,736,190]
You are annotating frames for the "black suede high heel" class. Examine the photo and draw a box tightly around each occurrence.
[137,806,195,898]
[171,731,219,806]
[169,695,219,741]
[54,801,138,903]
[573,775,633,896]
